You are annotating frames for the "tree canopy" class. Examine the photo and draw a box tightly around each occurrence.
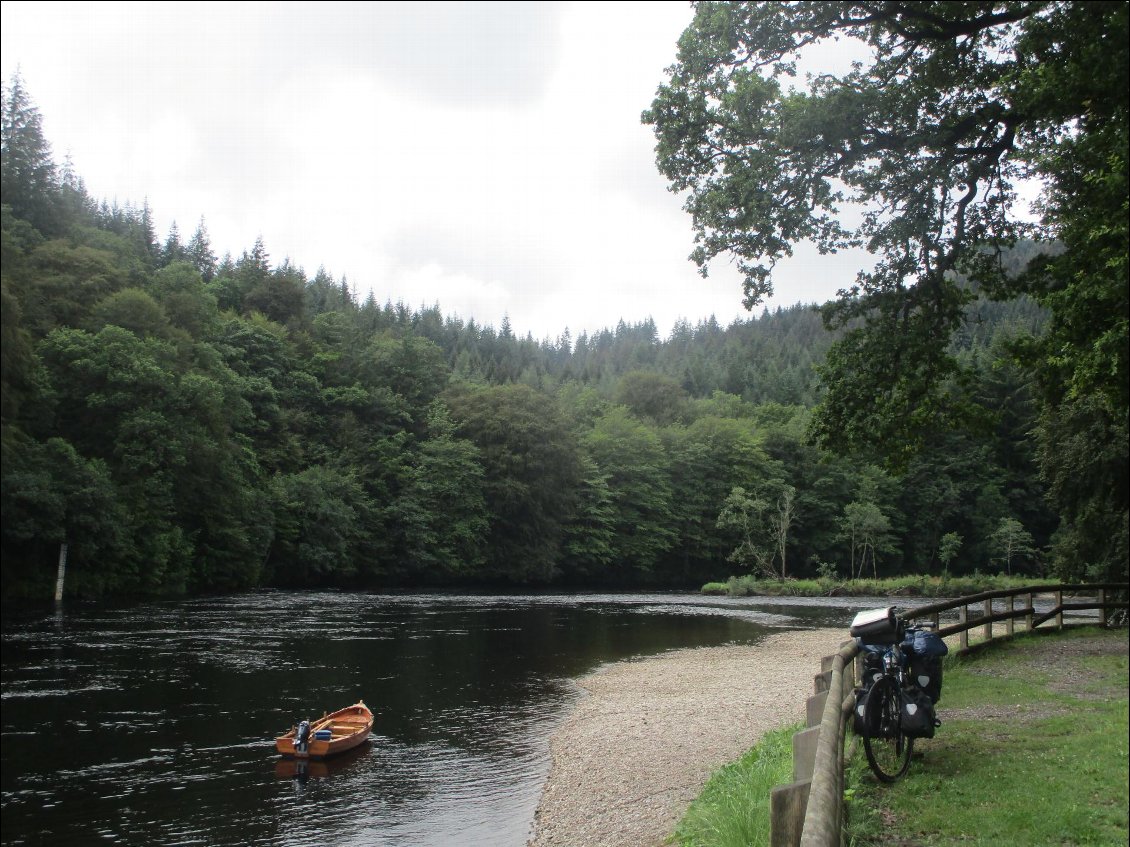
[645,1,1127,578]
[1,64,1122,598]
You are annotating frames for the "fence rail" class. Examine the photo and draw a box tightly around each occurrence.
[769,583,1128,847]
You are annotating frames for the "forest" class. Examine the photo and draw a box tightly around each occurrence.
[1,10,1126,600]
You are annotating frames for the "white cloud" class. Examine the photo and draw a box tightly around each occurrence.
[1,0,861,342]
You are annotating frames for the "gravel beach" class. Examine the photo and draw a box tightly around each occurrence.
[527,627,847,847]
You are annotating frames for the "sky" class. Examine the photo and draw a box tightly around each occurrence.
[1,1,870,342]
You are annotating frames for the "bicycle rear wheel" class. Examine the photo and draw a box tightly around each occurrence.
[862,675,913,783]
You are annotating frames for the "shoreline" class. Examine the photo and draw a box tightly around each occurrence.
[527,626,846,847]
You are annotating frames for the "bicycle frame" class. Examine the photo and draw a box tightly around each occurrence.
[859,617,915,781]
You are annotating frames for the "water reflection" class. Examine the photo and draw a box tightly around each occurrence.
[0,591,949,846]
[275,740,372,783]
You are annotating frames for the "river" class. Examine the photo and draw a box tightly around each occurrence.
[1,591,912,846]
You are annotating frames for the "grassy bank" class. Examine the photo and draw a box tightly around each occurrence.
[701,573,1049,598]
[673,626,1127,847]
[673,722,802,847]
[846,626,1129,845]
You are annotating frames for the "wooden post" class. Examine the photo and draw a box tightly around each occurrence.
[793,727,821,782]
[806,692,828,729]
[931,611,940,630]
[54,542,68,606]
[1006,594,1015,636]
[1025,593,1034,632]
[1099,588,1107,627]
[771,780,811,847]
[959,605,969,650]
[982,598,993,641]
[800,653,847,847]
[1055,590,1063,630]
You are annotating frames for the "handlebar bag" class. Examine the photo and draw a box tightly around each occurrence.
[850,607,900,643]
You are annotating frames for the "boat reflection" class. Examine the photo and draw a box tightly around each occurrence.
[274,740,372,782]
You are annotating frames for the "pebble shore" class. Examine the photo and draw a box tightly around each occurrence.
[527,627,847,847]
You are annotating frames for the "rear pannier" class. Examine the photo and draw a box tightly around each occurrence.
[903,627,948,703]
[899,687,940,739]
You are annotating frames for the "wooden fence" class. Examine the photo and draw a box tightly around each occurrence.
[769,583,1128,847]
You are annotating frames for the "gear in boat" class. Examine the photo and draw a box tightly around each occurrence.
[275,700,373,760]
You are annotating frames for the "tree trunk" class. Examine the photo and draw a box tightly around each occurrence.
[54,542,69,605]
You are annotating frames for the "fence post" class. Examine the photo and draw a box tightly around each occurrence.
[793,727,821,782]
[807,692,829,729]
[771,781,811,847]
[1006,594,1015,636]
[799,653,847,847]
[959,604,969,650]
[982,598,993,641]
[1099,588,1107,627]
[1055,590,1064,629]
[1025,593,1034,632]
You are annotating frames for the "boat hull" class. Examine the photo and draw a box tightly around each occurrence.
[276,701,373,760]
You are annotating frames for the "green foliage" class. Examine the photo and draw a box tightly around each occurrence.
[2,69,1120,598]
[717,486,777,577]
[615,370,688,425]
[445,383,583,582]
[712,573,1046,598]
[1036,393,1129,582]
[988,517,1038,576]
[397,406,489,578]
[645,2,1128,580]
[937,532,962,576]
[675,722,800,847]
[1,72,60,235]
[839,500,898,580]
[584,406,675,576]
[267,465,373,585]
[846,628,1129,846]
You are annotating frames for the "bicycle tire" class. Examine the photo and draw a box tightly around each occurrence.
[862,675,913,783]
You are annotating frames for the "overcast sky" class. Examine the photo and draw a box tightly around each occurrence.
[2,1,867,342]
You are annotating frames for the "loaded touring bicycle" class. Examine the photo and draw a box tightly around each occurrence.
[850,607,948,782]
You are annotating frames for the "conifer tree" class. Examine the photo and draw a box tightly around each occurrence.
[1,71,59,233]
[186,217,217,281]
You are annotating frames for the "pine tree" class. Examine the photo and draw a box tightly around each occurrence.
[186,217,217,281]
[1,71,59,233]
[161,221,186,267]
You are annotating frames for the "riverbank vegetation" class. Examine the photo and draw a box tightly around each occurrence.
[674,626,1127,847]
[701,574,1047,598]
[847,626,1129,845]
[2,1,1126,602]
[674,723,801,847]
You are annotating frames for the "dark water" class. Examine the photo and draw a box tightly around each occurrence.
[1,592,872,846]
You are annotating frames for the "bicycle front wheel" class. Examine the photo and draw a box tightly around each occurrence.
[862,675,913,783]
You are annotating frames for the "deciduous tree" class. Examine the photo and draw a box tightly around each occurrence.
[644,1,1128,463]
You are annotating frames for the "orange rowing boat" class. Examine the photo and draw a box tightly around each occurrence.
[275,700,373,759]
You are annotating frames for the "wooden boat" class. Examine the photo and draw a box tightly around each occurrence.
[275,700,373,759]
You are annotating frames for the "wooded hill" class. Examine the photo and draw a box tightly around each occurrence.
[0,72,1108,599]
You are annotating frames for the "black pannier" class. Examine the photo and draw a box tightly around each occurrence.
[852,646,886,735]
[899,687,940,739]
[903,627,948,703]
[859,644,885,688]
[851,685,870,736]
[907,653,944,703]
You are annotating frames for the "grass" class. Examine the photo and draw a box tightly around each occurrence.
[706,573,1053,598]
[673,722,802,847]
[845,626,1129,846]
